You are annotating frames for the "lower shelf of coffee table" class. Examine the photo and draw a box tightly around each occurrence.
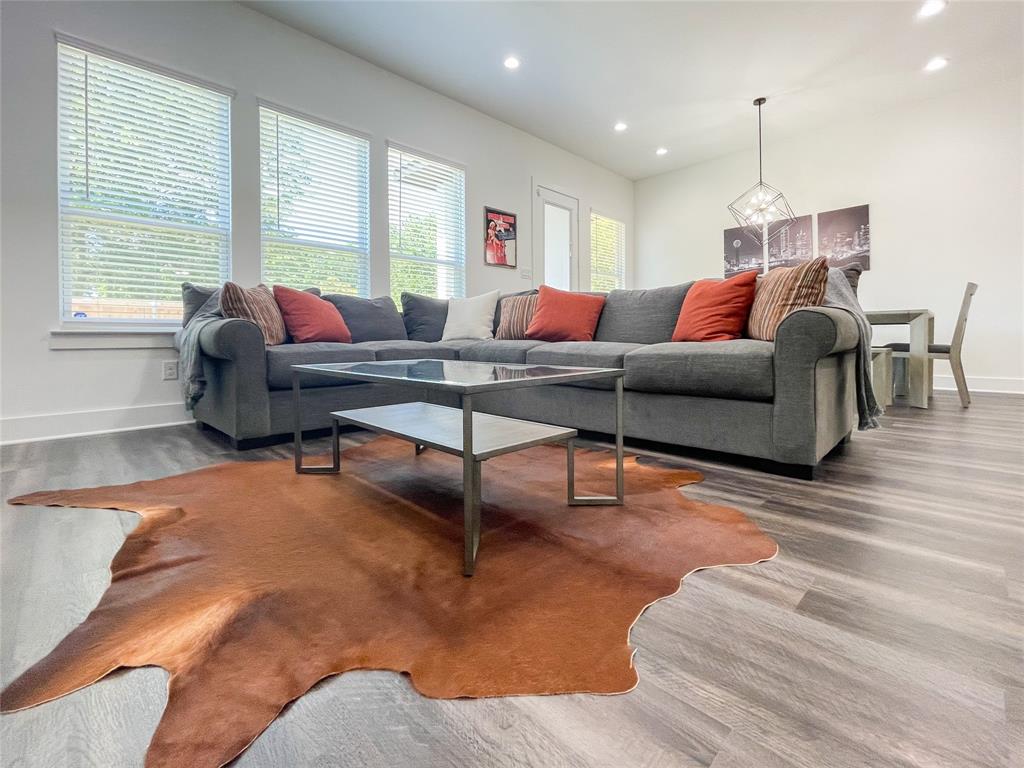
[331,401,576,461]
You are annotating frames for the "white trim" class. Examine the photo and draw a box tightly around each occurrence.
[49,329,178,350]
[54,32,236,97]
[1,402,191,445]
[385,139,466,173]
[933,374,1024,395]
[257,99,372,143]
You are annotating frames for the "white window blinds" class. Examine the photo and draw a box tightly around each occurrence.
[590,213,626,291]
[260,107,370,296]
[387,146,465,301]
[57,42,231,322]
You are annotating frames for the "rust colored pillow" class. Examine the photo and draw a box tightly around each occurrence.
[747,257,829,341]
[273,285,351,344]
[672,270,758,342]
[220,282,287,345]
[525,285,606,342]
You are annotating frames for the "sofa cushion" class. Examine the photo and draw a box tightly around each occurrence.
[323,294,408,343]
[526,341,642,389]
[266,343,375,390]
[594,283,692,344]
[352,340,462,361]
[492,289,536,335]
[458,339,546,364]
[748,258,828,341]
[221,282,287,345]
[442,290,501,340]
[401,292,448,342]
[624,340,774,401]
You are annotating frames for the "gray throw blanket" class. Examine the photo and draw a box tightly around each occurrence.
[824,267,882,430]
[174,290,223,410]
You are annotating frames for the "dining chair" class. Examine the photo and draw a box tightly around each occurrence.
[886,282,978,408]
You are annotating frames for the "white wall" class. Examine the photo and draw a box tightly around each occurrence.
[0,1,634,443]
[635,78,1024,394]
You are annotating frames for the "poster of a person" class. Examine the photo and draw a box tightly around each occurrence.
[485,208,517,268]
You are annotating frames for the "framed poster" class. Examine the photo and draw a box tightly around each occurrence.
[484,207,517,268]
[817,204,870,270]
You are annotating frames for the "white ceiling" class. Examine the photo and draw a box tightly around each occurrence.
[245,1,1022,180]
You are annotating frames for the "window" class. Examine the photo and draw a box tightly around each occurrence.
[260,107,370,296]
[387,146,465,301]
[57,42,231,322]
[590,212,626,291]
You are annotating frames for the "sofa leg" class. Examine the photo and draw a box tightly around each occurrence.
[840,430,853,445]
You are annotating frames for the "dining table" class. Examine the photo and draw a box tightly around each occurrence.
[865,309,934,409]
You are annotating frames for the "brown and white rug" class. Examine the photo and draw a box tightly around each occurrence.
[2,438,777,767]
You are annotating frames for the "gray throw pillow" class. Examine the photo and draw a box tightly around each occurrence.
[181,282,219,327]
[401,293,449,342]
[841,263,865,296]
[323,294,408,343]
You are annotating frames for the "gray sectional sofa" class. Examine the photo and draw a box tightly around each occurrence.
[184,283,860,476]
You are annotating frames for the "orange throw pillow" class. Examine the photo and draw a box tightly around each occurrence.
[672,270,758,342]
[747,257,829,341]
[525,285,606,342]
[273,285,351,344]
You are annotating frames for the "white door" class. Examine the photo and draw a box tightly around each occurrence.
[534,186,579,290]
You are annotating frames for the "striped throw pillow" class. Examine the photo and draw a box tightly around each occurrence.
[495,293,539,340]
[220,282,287,345]
[747,258,829,341]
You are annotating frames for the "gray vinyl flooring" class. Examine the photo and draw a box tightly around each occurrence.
[1,391,1021,767]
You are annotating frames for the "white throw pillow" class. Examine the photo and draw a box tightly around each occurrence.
[441,290,502,340]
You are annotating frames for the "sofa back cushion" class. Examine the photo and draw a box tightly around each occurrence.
[672,270,757,342]
[525,285,606,342]
[401,292,449,342]
[594,283,692,344]
[323,294,408,343]
[747,258,829,341]
[273,284,351,344]
[220,283,287,345]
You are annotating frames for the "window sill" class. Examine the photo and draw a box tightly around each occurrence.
[49,327,180,351]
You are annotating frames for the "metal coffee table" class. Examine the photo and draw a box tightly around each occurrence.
[290,359,625,575]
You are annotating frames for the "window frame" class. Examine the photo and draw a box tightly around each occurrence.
[257,101,373,298]
[386,141,467,300]
[588,209,627,292]
[55,34,234,327]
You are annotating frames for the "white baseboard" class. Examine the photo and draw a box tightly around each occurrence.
[0,402,192,445]
[932,374,1023,394]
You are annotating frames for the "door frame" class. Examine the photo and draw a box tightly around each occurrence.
[533,184,580,290]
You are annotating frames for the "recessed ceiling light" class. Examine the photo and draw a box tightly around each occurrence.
[613,121,628,132]
[917,0,947,18]
[503,56,520,70]
[924,55,949,72]
[655,147,668,156]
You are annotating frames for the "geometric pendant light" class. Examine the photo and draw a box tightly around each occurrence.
[727,97,795,250]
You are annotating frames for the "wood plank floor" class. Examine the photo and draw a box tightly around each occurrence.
[1,391,1021,767]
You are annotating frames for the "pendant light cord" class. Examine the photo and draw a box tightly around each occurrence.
[757,100,763,184]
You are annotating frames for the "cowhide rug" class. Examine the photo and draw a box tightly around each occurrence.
[2,437,777,767]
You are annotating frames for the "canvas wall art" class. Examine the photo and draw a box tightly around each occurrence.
[818,204,870,270]
[723,226,763,277]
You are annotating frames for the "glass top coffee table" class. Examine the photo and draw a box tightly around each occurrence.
[290,359,625,576]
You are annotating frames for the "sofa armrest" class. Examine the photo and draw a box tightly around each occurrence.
[772,307,859,465]
[774,306,859,360]
[192,318,271,441]
[198,318,265,362]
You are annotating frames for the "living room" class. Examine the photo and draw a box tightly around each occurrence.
[1,1,1020,766]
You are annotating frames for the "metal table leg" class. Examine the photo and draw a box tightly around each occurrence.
[292,370,341,474]
[462,393,481,576]
[568,375,624,505]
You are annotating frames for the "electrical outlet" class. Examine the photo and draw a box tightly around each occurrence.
[162,360,179,381]
[520,269,532,280]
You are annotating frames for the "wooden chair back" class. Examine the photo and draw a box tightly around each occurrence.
[950,282,978,358]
